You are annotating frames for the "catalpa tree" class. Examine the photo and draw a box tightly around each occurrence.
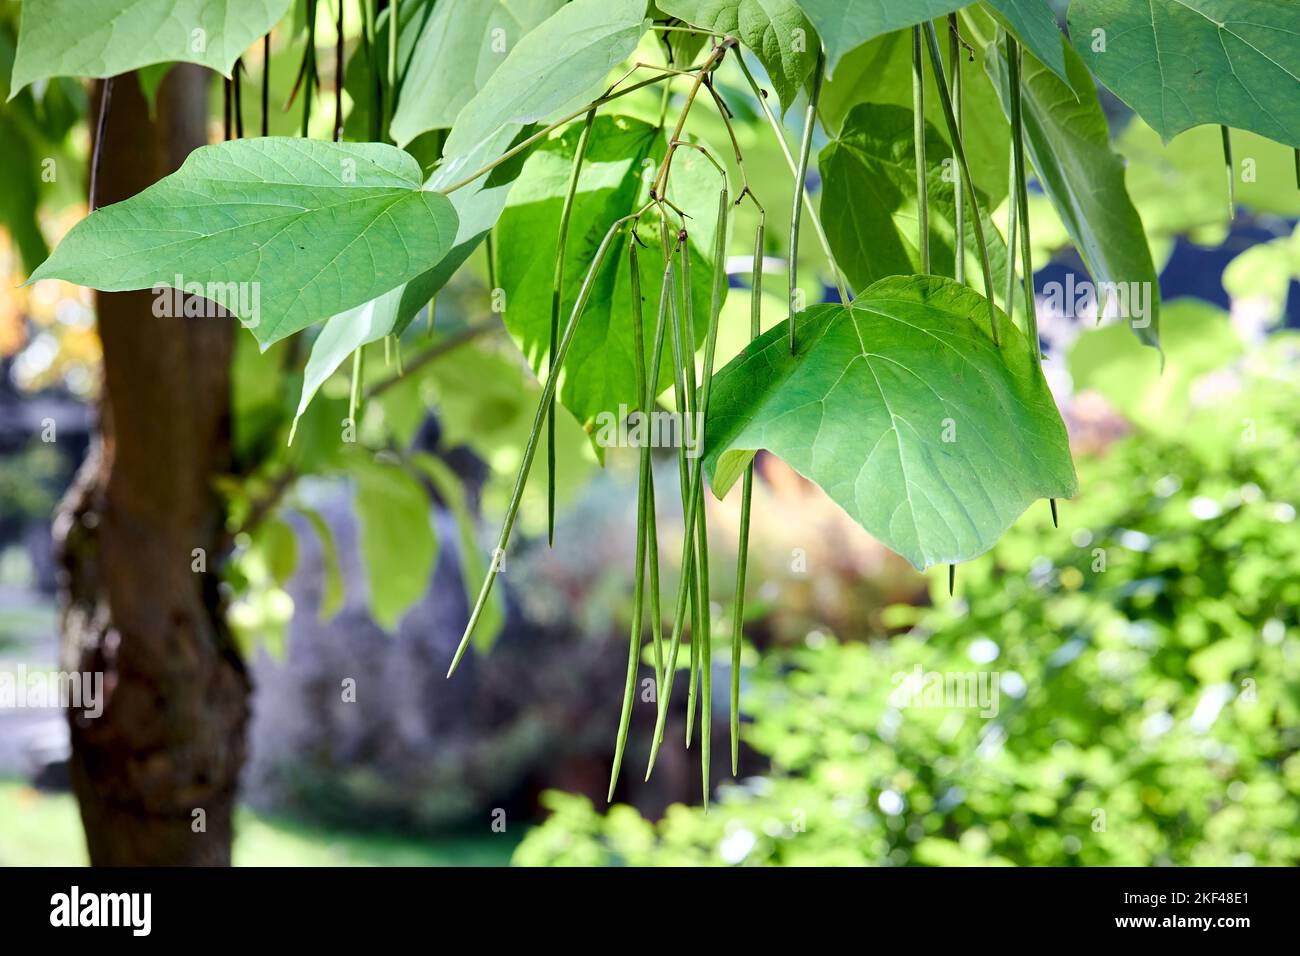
[9,0,1297,831]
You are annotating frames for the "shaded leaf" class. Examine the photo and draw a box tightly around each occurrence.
[659,0,817,113]
[299,506,345,621]
[9,0,290,96]
[820,102,1021,315]
[441,0,648,165]
[351,456,437,630]
[821,27,1010,205]
[414,453,506,652]
[1069,0,1300,147]
[391,0,564,146]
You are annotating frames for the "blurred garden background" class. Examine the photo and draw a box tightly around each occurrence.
[1,1,1298,866]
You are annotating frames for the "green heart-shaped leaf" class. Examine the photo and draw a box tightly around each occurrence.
[9,0,290,96]
[704,275,1077,570]
[1068,0,1300,148]
[29,138,459,348]
[658,0,819,114]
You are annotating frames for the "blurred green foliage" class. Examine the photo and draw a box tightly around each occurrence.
[514,330,1300,866]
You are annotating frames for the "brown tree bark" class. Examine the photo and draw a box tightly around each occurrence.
[54,65,251,866]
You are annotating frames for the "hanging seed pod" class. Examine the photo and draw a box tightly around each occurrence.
[730,213,763,775]
[1006,35,1058,531]
[261,34,271,137]
[646,186,729,787]
[912,26,930,273]
[386,0,399,140]
[1007,35,1039,361]
[449,213,638,677]
[334,2,344,141]
[1005,137,1018,328]
[665,222,703,749]
[789,48,824,353]
[1221,126,1235,220]
[949,14,964,285]
[922,21,998,346]
[547,110,598,547]
[609,237,675,798]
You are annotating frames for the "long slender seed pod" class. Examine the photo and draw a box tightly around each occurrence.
[1007,36,1038,360]
[789,47,824,352]
[233,58,245,138]
[302,0,316,138]
[1005,136,1018,327]
[641,247,673,689]
[697,472,712,805]
[949,14,964,284]
[949,563,956,596]
[1294,148,1299,192]
[680,235,704,750]
[734,56,848,303]
[1220,126,1235,220]
[697,201,728,799]
[923,21,998,345]
[335,2,344,141]
[360,0,379,141]
[547,109,598,547]
[386,0,398,141]
[669,233,702,748]
[647,187,729,782]
[348,345,364,424]
[731,214,763,775]
[448,215,635,677]
[261,34,270,137]
[1008,37,1054,526]
[609,240,667,799]
[646,477,664,686]
[223,76,232,141]
[912,26,929,273]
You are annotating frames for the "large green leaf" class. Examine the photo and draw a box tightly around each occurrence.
[982,29,1161,350]
[391,0,564,147]
[658,0,818,113]
[351,456,438,631]
[820,103,1021,315]
[983,0,1068,82]
[441,0,648,165]
[28,138,459,348]
[703,275,1077,570]
[9,0,290,96]
[821,27,1010,206]
[292,124,528,429]
[1068,0,1300,148]
[793,0,968,75]
[496,115,724,436]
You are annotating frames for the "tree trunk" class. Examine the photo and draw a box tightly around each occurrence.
[54,65,250,866]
